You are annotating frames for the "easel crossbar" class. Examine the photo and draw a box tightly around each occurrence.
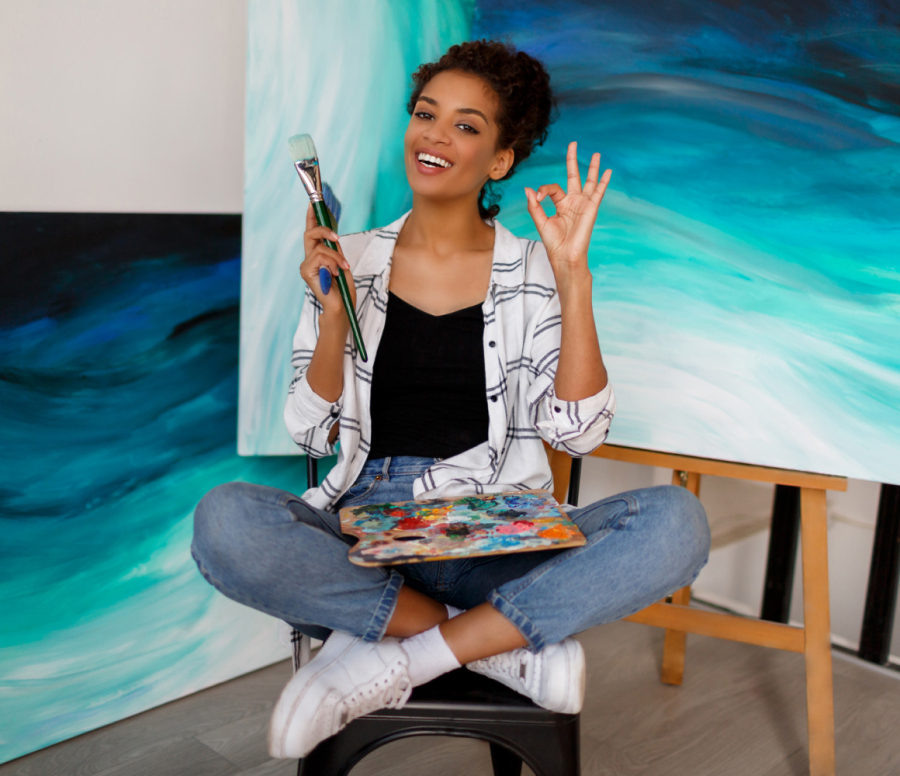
[624,602,806,653]
[590,445,847,492]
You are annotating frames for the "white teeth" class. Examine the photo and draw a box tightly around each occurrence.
[417,153,452,168]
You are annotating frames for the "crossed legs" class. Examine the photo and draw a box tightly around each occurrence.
[193,480,710,757]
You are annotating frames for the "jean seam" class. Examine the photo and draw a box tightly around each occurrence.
[224,485,298,512]
[336,478,381,509]
[488,591,545,652]
[279,496,348,543]
[363,570,404,642]
[570,495,635,525]
[584,494,637,527]
[358,457,440,477]
[618,494,639,527]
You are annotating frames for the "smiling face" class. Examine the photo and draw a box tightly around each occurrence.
[404,69,514,208]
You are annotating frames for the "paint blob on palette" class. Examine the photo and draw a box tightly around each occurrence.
[339,489,585,566]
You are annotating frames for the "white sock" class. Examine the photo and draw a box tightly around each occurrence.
[401,624,461,687]
[445,604,465,619]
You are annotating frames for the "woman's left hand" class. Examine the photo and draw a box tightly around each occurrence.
[524,141,611,276]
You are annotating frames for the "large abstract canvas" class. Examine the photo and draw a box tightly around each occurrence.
[0,213,324,763]
[239,0,474,454]
[240,0,900,485]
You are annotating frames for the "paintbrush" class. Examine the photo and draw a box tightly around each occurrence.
[288,134,367,362]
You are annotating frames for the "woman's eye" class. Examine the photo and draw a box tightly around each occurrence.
[415,111,433,120]
[458,124,478,134]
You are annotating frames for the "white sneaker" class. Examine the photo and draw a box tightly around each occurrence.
[465,637,585,714]
[268,630,413,759]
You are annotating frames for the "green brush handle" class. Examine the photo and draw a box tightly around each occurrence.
[312,198,368,362]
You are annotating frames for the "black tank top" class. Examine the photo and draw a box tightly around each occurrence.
[366,290,490,460]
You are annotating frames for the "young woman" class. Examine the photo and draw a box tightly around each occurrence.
[192,40,711,759]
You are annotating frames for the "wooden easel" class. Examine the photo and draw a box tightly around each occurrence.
[545,442,847,776]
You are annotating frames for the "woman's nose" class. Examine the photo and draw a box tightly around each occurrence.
[423,121,452,145]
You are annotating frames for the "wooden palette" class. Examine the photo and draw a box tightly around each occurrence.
[339,489,586,567]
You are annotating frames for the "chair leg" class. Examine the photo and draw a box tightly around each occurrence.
[289,631,313,673]
[297,732,359,776]
[659,470,702,685]
[800,487,836,776]
[299,633,312,667]
[490,742,523,776]
[546,445,573,504]
[497,717,580,776]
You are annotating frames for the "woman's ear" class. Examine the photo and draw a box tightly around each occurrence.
[490,148,515,181]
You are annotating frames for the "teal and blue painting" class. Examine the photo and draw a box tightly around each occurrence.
[0,213,332,763]
[242,0,900,487]
[341,490,585,566]
[5,0,900,765]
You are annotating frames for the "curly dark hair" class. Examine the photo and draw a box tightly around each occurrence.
[406,39,558,220]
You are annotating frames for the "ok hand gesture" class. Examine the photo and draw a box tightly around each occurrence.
[525,141,611,277]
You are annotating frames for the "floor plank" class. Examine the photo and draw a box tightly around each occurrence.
[4,616,900,775]
[197,710,272,771]
[91,738,239,776]
[0,661,292,776]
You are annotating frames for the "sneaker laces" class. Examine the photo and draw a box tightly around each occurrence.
[333,662,412,730]
[476,649,540,695]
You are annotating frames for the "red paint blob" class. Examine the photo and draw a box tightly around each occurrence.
[385,508,411,518]
[397,516,429,530]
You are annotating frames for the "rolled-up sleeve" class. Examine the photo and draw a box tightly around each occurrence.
[283,287,343,458]
[524,291,616,456]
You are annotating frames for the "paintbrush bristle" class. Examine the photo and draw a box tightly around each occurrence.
[287,133,318,163]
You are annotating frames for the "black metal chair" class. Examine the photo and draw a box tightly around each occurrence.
[296,665,579,776]
[293,457,581,776]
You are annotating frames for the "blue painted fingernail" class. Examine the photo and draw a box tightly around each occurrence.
[319,267,332,295]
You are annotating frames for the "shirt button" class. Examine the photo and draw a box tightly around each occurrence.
[488,341,496,347]
[554,406,561,413]
[330,408,340,417]
[491,396,498,402]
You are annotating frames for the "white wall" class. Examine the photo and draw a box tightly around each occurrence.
[1,0,892,660]
[0,0,246,213]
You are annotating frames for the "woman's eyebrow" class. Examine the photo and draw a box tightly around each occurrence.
[457,108,489,124]
[418,95,489,125]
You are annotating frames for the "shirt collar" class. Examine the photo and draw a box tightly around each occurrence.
[353,208,525,289]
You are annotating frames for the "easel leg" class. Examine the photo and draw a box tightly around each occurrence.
[660,470,702,685]
[800,487,836,776]
[660,585,692,685]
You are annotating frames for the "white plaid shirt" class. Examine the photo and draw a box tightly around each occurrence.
[284,209,617,511]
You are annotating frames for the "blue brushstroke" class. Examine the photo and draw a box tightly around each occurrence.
[474,0,900,483]
[0,214,335,763]
[322,181,342,224]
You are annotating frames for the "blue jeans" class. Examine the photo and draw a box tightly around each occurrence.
[191,455,711,652]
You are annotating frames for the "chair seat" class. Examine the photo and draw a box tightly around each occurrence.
[298,667,580,776]
[377,665,561,720]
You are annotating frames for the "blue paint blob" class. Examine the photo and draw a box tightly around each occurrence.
[318,267,332,295]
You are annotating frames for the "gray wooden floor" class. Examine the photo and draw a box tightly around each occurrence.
[4,615,900,776]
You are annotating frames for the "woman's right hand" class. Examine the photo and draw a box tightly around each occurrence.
[299,202,357,324]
